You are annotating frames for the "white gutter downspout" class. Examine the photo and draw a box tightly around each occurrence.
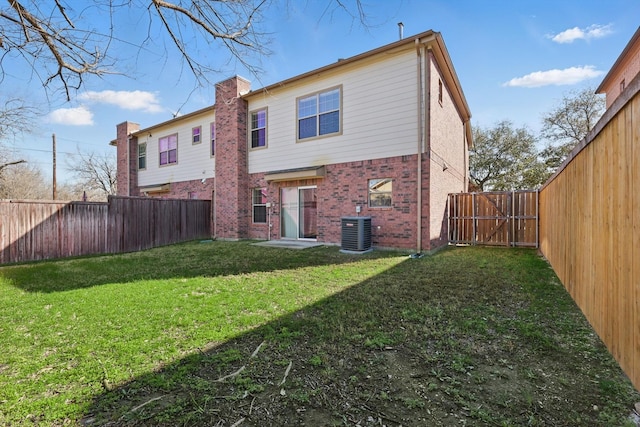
[415,39,424,256]
[425,46,433,251]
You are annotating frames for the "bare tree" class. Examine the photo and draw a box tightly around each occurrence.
[0,97,39,179]
[540,87,605,171]
[0,98,38,138]
[0,140,29,198]
[0,158,49,199]
[67,150,117,200]
[1,1,369,101]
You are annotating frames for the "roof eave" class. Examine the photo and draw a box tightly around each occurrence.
[244,30,437,97]
[130,105,216,138]
[596,26,640,94]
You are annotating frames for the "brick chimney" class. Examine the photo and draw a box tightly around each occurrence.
[114,121,140,196]
[214,76,251,239]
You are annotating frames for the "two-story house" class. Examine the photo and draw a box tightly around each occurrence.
[112,29,472,252]
[596,26,640,109]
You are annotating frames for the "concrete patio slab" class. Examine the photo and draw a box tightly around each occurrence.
[251,240,324,250]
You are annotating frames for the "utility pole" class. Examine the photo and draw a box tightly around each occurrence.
[52,133,57,200]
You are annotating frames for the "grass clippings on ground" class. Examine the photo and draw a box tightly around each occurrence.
[0,241,638,426]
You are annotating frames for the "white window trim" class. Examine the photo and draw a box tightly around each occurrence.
[368,178,393,208]
[138,142,147,170]
[192,126,202,145]
[252,188,267,223]
[159,133,178,167]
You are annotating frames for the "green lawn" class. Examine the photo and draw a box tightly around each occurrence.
[0,241,637,426]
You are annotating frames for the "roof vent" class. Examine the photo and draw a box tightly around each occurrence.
[398,22,404,40]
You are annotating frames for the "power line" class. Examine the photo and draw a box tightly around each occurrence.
[54,135,111,147]
[6,145,115,157]
[6,146,76,156]
[29,129,112,148]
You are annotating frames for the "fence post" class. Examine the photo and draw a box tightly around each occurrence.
[511,191,515,247]
[535,190,539,248]
[472,193,476,245]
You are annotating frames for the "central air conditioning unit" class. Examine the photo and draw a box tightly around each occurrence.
[340,216,372,253]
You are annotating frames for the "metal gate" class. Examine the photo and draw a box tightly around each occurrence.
[448,191,538,247]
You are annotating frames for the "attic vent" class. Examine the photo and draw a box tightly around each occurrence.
[340,217,372,253]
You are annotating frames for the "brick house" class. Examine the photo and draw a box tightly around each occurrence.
[597,26,640,108]
[111,29,472,252]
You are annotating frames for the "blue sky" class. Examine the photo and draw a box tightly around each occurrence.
[4,0,640,185]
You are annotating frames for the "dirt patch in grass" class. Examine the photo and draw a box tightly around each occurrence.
[83,246,639,426]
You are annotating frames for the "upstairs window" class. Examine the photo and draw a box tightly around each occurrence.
[252,188,267,223]
[138,143,146,170]
[192,126,201,144]
[159,134,178,166]
[297,86,341,140]
[368,178,392,207]
[250,109,267,148]
[210,122,216,156]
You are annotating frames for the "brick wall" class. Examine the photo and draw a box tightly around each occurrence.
[246,173,271,240]
[321,156,424,250]
[115,122,140,196]
[601,37,640,108]
[427,51,469,250]
[247,155,433,250]
[214,76,252,240]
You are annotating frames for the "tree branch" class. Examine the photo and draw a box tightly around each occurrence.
[0,1,371,101]
[151,0,263,46]
[3,0,111,100]
[0,159,26,172]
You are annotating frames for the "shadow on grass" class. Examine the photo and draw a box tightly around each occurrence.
[81,247,639,427]
[0,240,403,293]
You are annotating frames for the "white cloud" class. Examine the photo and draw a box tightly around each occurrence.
[551,24,612,44]
[78,90,163,113]
[47,106,94,126]
[503,66,604,88]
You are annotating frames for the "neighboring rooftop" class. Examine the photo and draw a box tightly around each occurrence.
[596,26,640,108]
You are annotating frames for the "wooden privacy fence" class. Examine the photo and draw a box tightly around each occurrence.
[448,191,538,247]
[0,196,211,264]
[108,196,211,254]
[539,73,640,391]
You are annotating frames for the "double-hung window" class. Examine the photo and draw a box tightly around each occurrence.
[252,188,267,223]
[250,109,267,148]
[297,86,341,140]
[192,126,201,144]
[368,178,393,207]
[138,143,146,170]
[159,134,178,166]
[210,122,216,156]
